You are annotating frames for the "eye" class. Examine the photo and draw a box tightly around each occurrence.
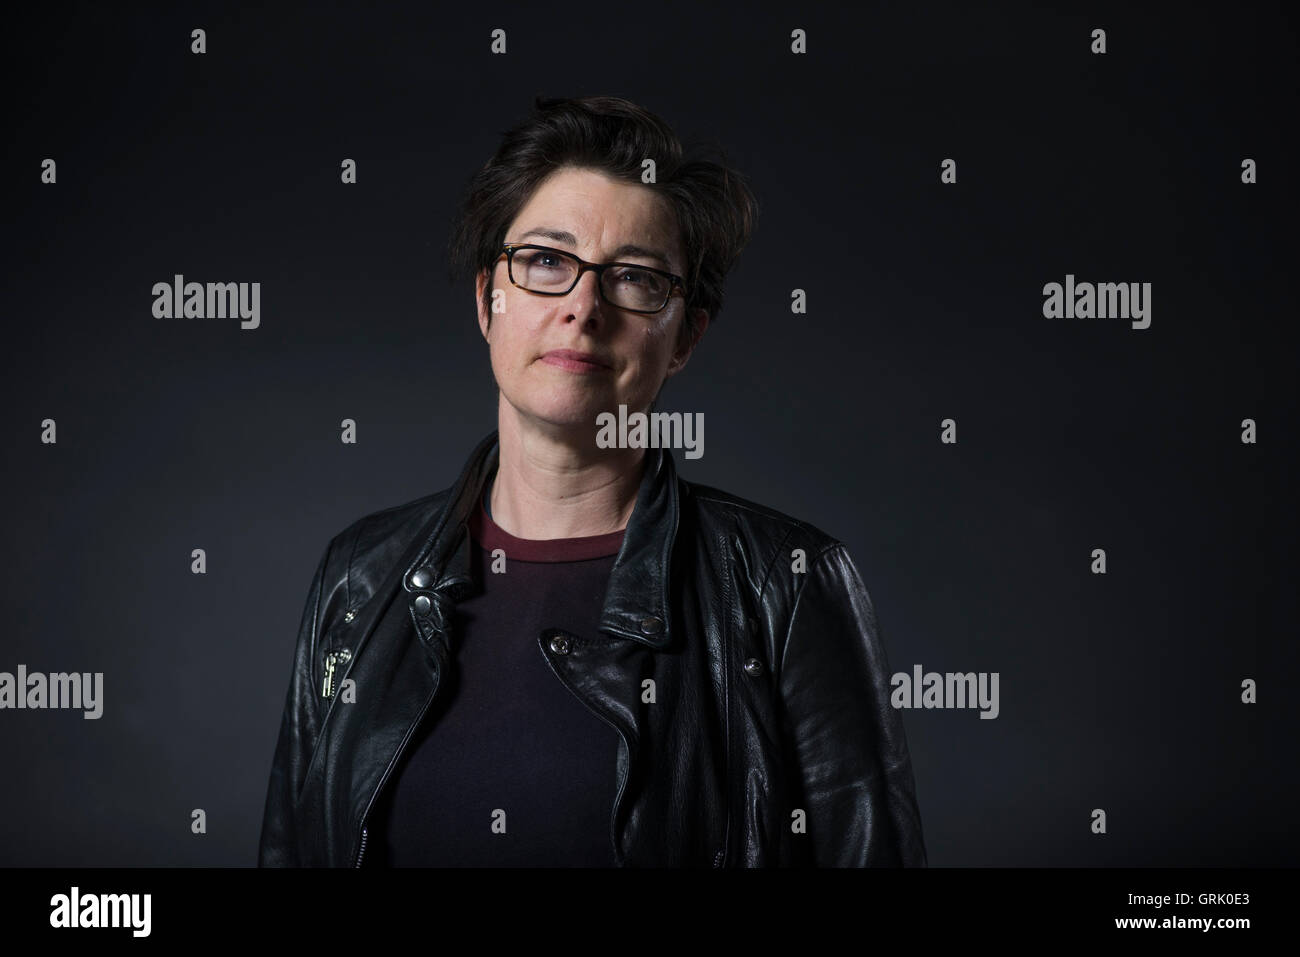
[520,250,564,269]
[614,267,652,285]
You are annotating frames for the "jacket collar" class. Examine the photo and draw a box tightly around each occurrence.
[402,430,679,650]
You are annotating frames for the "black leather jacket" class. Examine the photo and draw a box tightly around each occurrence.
[258,430,927,867]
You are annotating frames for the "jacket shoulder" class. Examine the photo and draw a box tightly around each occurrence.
[315,488,451,628]
[682,480,845,568]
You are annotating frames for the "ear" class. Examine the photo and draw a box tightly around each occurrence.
[475,267,492,340]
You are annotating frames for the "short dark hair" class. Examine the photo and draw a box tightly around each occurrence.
[446,95,759,348]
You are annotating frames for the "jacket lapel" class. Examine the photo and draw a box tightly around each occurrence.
[406,429,681,652]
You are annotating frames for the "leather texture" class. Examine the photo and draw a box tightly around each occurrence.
[258,430,928,867]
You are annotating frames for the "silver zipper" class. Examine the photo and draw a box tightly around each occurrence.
[322,648,352,699]
[354,679,441,867]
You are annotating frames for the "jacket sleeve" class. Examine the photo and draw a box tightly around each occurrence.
[778,543,927,867]
[257,540,332,867]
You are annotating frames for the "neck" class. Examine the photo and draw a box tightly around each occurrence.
[489,396,645,539]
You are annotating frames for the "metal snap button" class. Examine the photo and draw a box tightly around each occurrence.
[411,568,432,589]
[343,609,356,623]
[639,617,663,636]
[743,657,763,677]
[413,595,432,615]
[549,634,571,655]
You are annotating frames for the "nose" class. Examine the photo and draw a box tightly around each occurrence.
[564,267,605,321]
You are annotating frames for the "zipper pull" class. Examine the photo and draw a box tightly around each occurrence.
[321,656,336,698]
[322,648,352,698]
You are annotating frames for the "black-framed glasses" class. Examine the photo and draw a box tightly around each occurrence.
[498,242,686,315]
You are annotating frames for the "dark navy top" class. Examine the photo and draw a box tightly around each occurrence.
[370,478,623,867]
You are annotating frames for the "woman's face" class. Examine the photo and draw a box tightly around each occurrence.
[476,166,707,440]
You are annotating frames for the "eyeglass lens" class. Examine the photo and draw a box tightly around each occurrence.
[511,247,670,312]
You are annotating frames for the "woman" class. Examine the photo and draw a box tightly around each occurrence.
[258,95,927,867]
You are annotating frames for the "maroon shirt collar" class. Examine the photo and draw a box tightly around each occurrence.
[468,490,624,562]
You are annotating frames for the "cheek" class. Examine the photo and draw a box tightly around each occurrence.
[500,337,527,378]
[485,327,514,382]
[492,310,543,376]
[643,325,677,370]
[618,341,668,393]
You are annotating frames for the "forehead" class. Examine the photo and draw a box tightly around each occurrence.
[510,167,681,266]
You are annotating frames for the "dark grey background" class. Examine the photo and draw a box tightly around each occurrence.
[2,1,1296,866]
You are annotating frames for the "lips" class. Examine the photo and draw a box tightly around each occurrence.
[540,349,612,370]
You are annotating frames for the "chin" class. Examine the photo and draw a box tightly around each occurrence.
[514,393,610,432]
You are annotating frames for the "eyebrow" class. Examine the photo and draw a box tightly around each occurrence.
[516,227,674,272]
